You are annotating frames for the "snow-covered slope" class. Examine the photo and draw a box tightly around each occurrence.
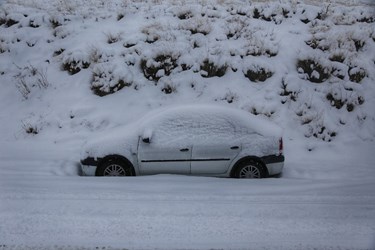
[1,0,375,249]
[0,0,374,144]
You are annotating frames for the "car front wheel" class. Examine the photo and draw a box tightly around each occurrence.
[234,160,265,179]
[96,159,133,176]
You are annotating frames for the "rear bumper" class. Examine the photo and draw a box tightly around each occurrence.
[262,155,284,176]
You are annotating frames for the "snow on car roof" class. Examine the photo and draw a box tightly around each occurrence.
[137,104,283,137]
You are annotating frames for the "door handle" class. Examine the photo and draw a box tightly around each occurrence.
[180,148,189,152]
[230,146,239,150]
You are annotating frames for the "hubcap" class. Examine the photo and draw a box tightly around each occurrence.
[103,164,126,176]
[239,165,261,178]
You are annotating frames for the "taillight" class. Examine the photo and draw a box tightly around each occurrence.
[279,138,283,155]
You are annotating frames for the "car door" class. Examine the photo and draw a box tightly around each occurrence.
[191,144,241,175]
[137,118,192,175]
[138,140,191,175]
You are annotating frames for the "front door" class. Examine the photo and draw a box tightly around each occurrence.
[138,140,191,175]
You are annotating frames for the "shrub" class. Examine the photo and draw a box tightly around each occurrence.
[22,122,39,135]
[244,67,273,82]
[141,54,178,82]
[297,59,330,83]
[62,60,90,75]
[329,54,345,63]
[200,60,227,78]
[348,67,366,83]
[280,79,300,103]
[178,11,193,20]
[326,91,365,112]
[106,32,121,44]
[161,84,177,94]
[53,48,65,57]
[91,65,132,96]
[50,18,62,28]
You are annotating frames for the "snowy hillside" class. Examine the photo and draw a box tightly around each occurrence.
[1,0,375,249]
[0,0,374,144]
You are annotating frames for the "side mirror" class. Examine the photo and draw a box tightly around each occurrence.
[142,137,151,143]
[141,128,153,143]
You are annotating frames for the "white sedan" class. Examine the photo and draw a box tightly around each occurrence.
[80,105,284,178]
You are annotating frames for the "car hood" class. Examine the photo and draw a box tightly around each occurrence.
[81,123,140,160]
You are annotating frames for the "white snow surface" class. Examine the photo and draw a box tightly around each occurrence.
[0,0,375,249]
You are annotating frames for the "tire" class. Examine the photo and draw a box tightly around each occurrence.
[96,158,133,177]
[234,160,266,179]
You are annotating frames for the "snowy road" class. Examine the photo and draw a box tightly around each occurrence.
[1,140,375,249]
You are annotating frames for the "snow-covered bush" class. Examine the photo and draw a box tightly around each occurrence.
[200,59,227,78]
[244,66,273,82]
[297,58,331,83]
[1,13,23,27]
[280,77,301,103]
[326,84,365,112]
[141,54,179,82]
[91,63,133,96]
[179,16,211,35]
[62,50,90,75]
[348,66,366,83]
[105,32,122,44]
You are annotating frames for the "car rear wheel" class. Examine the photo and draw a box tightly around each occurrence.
[96,159,133,176]
[234,160,265,179]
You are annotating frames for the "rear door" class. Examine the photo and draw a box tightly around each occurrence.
[191,144,241,174]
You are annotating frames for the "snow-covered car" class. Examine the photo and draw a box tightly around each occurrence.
[80,105,284,178]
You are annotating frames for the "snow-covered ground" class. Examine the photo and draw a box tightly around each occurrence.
[1,0,375,249]
[1,139,375,249]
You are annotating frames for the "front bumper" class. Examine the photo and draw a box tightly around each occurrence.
[80,157,101,176]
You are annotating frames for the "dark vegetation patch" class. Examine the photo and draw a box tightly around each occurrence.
[50,18,62,28]
[117,13,124,21]
[91,71,131,97]
[161,84,176,94]
[141,54,178,82]
[124,42,136,48]
[305,38,329,51]
[326,93,364,112]
[189,28,209,35]
[91,79,130,96]
[252,8,278,23]
[353,39,365,51]
[178,11,193,20]
[62,60,90,75]
[280,79,299,103]
[22,122,39,135]
[356,15,374,23]
[250,107,274,117]
[106,33,121,44]
[4,18,19,27]
[29,19,40,28]
[244,67,273,82]
[348,67,366,83]
[309,125,337,142]
[200,60,227,78]
[329,54,345,63]
[53,48,65,57]
[297,59,330,83]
